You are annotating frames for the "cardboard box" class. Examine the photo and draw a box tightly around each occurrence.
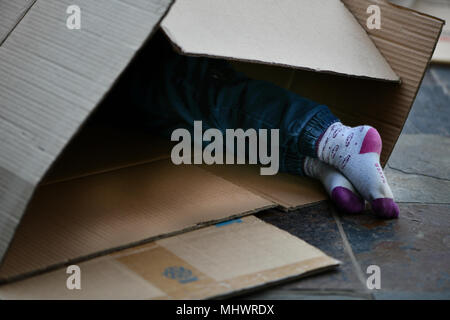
[0,0,444,295]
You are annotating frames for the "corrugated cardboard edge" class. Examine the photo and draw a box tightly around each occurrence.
[209,263,339,300]
[0,203,276,285]
[341,0,445,165]
[0,216,341,299]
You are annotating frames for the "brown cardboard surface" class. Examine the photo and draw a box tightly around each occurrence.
[0,216,340,299]
[0,160,274,282]
[202,164,327,210]
[40,123,326,211]
[161,0,399,81]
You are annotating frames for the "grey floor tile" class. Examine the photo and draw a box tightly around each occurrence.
[402,66,450,137]
[388,134,450,180]
[339,203,450,299]
[386,133,450,204]
[385,166,450,204]
[253,203,367,293]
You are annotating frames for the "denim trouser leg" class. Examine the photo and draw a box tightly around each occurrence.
[113,34,339,175]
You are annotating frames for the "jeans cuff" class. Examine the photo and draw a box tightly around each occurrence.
[282,152,306,176]
[298,107,339,157]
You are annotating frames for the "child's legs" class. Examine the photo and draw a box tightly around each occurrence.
[115,36,397,218]
[134,46,338,175]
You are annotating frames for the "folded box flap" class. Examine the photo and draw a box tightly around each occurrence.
[0,0,174,264]
[161,0,400,82]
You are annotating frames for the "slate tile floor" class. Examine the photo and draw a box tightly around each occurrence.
[245,65,450,300]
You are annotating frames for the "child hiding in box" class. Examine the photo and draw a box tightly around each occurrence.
[105,32,399,219]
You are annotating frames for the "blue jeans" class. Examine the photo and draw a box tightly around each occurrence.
[106,32,339,175]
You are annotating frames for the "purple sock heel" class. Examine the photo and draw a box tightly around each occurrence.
[331,187,365,214]
[371,198,399,219]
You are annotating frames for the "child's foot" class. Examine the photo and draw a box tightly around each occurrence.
[303,157,365,214]
[316,122,399,219]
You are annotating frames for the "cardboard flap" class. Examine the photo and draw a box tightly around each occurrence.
[0,160,274,282]
[0,0,174,264]
[161,0,399,81]
[0,216,340,299]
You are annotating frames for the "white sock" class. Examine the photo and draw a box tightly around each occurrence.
[317,122,399,218]
[303,157,365,213]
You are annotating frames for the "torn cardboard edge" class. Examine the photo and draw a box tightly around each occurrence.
[0,216,341,300]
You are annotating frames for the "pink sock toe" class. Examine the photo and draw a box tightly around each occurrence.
[371,198,399,219]
[331,187,365,214]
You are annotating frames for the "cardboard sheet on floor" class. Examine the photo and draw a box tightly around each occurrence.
[0,216,340,299]
[202,164,326,210]
[0,157,275,281]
